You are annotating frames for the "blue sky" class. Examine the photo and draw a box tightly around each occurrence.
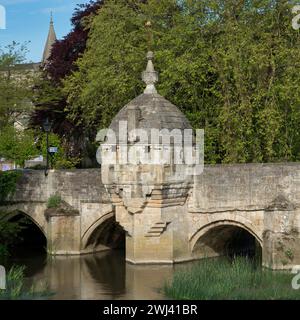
[0,0,90,62]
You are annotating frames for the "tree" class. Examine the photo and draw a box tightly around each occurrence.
[31,1,104,165]
[0,126,38,167]
[26,0,300,165]
[63,0,220,161]
[0,42,38,167]
[0,42,33,127]
[63,0,300,164]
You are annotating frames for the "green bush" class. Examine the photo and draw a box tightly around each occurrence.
[54,157,81,169]
[47,195,62,209]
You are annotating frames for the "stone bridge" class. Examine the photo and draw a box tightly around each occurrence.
[3,52,300,269]
[2,163,300,270]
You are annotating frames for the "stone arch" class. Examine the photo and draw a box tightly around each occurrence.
[190,219,262,259]
[1,204,47,253]
[0,202,47,237]
[81,212,125,254]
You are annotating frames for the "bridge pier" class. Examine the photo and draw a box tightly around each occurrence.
[262,195,300,269]
[46,210,81,255]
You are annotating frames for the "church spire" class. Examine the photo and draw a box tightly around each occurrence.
[42,12,57,64]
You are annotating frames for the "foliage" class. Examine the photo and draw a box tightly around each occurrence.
[47,195,62,209]
[0,265,52,300]
[0,126,79,170]
[0,126,38,167]
[46,0,104,82]
[0,171,25,261]
[0,218,25,249]
[37,132,81,169]
[61,0,300,164]
[63,0,155,130]
[0,42,33,128]
[164,257,300,300]
[31,1,104,163]
[0,245,9,261]
[0,171,22,203]
[0,215,26,262]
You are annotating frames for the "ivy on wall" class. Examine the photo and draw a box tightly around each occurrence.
[0,171,22,204]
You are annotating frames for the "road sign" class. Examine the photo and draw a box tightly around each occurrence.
[48,147,58,154]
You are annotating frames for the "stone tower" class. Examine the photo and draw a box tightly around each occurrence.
[100,51,200,264]
[42,13,57,64]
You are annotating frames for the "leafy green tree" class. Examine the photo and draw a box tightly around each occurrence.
[0,126,38,167]
[60,0,300,164]
[0,42,33,127]
[63,0,148,130]
[38,132,81,169]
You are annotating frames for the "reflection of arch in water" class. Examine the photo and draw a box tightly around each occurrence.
[82,251,126,299]
[81,212,125,254]
[191,220,262,259]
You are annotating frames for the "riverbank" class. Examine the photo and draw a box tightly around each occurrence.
[0,265,51,300]
[164,257,300,300]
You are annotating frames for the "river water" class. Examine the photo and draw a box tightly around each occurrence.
[8,250,192,300]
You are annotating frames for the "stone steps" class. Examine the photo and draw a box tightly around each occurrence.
[145,222,167,237]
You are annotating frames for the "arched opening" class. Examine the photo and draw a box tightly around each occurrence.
[83,215,125,254]
[192,224,262,261]
[4,211,47,277]
[8,211,47,257]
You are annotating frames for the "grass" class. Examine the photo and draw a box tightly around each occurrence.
[0,265,53,300]
[47,195,62,209]
[164,257,300,300]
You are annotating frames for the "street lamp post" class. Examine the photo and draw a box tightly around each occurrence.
[43,118,52,177]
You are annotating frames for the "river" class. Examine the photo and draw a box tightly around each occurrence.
[8,249,187,300]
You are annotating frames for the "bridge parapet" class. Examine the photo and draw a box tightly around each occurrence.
[191,163,300,212]
[11,169,110,210]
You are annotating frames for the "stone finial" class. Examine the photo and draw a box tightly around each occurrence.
[142,51,158,94]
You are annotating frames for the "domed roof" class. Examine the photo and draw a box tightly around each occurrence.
[109,51,192,136]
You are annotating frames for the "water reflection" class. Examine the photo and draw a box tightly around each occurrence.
[10,250,174,300]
